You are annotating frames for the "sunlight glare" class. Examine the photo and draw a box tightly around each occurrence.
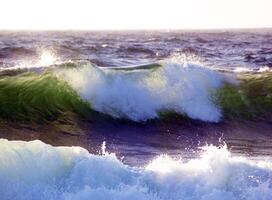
[39,51,56,66]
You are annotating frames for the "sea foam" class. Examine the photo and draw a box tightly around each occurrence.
[56,61,227,122]
[0,139,271,200]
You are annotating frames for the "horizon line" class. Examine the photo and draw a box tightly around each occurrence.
[0,27,272,32]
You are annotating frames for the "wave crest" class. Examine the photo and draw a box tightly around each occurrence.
[0,139,271,200]
[56,61,225,122]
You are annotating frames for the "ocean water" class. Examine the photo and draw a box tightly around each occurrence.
[0,30,272,199]
[0,139,272,200]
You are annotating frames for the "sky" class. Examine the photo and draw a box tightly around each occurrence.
[0,0,271,30]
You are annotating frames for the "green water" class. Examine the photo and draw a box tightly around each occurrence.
[217,72,272,121]
[0,72,90,123]
[0,68,272,124]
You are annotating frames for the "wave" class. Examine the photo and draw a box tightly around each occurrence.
[218,71,272,121]
[0,139,271,200]
[0,71,90,122]
[56,61,225,122]
[0,47,35,59]
[0,60,272,123]
[117,45,156,55]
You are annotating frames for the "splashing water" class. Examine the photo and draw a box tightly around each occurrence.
[0,49,58,70]
[0,139,271,200]
[101,141,107,155]
[56,61,228,122]
[39,50,57,66]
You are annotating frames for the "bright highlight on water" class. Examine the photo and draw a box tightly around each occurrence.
[0,139,271,200]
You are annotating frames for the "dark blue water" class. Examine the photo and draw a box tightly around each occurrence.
[0,29,271,69]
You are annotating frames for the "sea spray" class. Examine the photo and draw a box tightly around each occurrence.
[0,139,271,200]
[0,60,272,123]
[56,61,226,122]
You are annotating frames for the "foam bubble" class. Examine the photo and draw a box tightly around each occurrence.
[56,61,226,122]
[0,139,271,200]
[0,49,59,71]
[234,66,272,73]
[233,67,254,73]
[258,66,271,72]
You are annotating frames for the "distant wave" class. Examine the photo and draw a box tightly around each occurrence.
[117,46,156,55]
[0,139,271,200]
[0,60,272,123]
[0,47,35,58]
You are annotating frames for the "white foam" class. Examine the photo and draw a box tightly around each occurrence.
[0,50,59,71]
[233,67,254,73]
[258,66,271,72]
[0,139,271,200]
[233,66,272,73]
[56,60,227,122]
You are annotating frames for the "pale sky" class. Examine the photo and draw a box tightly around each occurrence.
[0,0,271,30]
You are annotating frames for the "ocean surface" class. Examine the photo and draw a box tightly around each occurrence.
[0,30,272,200]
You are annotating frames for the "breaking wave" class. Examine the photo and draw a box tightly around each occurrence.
[0,139,271,200]
[0,60,272,123]
[56,61,226,122]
